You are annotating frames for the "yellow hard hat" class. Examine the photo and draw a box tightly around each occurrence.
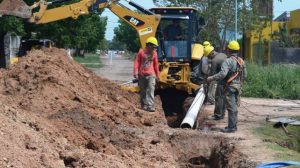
[227,41,240,50]
[203,45,214,56]
[146,37,158,46]
[203,41,211,47]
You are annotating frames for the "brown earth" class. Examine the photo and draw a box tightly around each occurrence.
[0,48,257,167]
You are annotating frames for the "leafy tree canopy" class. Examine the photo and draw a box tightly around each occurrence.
[0,0,107,52]
[0,16,25,36]
[113,20,140,52]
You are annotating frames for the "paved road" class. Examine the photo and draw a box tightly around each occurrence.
[92,53,134,83]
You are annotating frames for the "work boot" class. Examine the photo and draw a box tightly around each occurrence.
[143,107,155,112]
[221,127,237,133]
[208,115,223,121]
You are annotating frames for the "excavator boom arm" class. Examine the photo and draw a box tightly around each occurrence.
[30,0,96,24]
[106,1,160,48]
[0,0,161,48]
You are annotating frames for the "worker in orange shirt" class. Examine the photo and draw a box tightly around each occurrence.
[133,37,160,112]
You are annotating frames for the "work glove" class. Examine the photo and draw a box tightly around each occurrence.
[206,76,213,83]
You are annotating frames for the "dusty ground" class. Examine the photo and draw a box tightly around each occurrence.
[0,49,298,168]
[93,53,134,83]
[202,98,300,163]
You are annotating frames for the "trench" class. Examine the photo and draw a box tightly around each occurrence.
[157,88,208,128]
[165,132,256,168]
[157,89,255,167]
[156,88,189,128]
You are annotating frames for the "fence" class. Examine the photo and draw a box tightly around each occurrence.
[270,42,300,64]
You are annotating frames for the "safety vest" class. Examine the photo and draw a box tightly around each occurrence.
[226,56,245,85]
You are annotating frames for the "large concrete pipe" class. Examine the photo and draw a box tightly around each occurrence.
[180,87,205,128]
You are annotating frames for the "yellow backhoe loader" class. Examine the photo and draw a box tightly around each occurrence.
[0,0,206,128]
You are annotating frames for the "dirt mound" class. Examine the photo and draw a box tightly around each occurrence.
[0,48,255,167]
[1,48,165,125]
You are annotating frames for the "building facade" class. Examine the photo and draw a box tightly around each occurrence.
[245,9,300,64]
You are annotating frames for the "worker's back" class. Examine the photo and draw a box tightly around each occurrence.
[210,52,227,75]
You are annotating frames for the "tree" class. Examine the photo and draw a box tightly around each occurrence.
[0,0,107,55]
[113,20,140,52]
[98,39,110,50]
[71,14,106,53]
[108,38,126,50]
[272,23,296,48]
[0,0,37,36]
[31,13,107,55]
[0,16,26,36]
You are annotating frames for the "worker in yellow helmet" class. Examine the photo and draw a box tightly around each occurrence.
[207,40,246,133]
[133,37,160,112]
[203,45,213,57]
[192,44,213,85]
[201,41,212,81]
[204,45,227,122]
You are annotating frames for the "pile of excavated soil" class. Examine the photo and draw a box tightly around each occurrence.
[0,48,256,167]
[1,48,166,127]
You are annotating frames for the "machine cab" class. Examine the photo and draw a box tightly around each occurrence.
[150,7,200,62]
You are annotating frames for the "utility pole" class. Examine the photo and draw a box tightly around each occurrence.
[235,0,238,40]
[242,0,246,59]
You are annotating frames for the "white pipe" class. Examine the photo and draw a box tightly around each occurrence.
[180,87,206,129]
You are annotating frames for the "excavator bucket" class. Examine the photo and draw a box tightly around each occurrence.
[0,0,31,18]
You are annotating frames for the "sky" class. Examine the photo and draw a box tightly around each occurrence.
[103,0,300,40]
[101,0,155,40]
[273,0,300,18]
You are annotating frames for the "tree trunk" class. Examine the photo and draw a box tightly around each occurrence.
[75,48,85,57]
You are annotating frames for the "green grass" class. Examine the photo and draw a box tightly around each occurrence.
[73,53,103,68]
[265,144,300,161]
[253,117,300,160]
[243,63,300,99]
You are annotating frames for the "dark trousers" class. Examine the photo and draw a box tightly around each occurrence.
[214,84,226,118]
[225,86,239,129]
